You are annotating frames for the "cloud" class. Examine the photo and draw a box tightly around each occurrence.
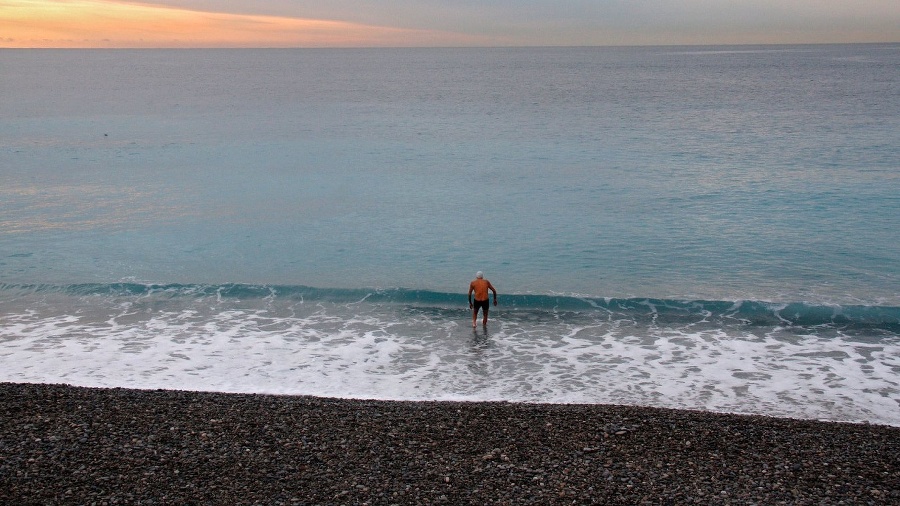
[0,0,497,47]
[2,0,897,47]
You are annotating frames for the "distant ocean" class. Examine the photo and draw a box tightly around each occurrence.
[1,45,898,425]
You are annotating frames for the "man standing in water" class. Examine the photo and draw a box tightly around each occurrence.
[468,271,498,327]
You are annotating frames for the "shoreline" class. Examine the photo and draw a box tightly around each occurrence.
[2,382,898,504]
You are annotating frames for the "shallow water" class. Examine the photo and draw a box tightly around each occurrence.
[1,284,898,425]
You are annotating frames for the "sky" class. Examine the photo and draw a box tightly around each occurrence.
[2,0,899,48]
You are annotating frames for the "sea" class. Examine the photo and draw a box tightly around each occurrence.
[1,45,899,426]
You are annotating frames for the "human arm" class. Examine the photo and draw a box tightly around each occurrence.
[489,282,498,305]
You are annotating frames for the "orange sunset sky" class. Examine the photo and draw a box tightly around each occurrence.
[0,0,485,48]
[2,0,899,48]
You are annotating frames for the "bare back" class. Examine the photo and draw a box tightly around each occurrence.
[469,278,495,301]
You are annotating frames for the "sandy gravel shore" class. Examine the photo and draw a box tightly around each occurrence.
[1,382,897,505]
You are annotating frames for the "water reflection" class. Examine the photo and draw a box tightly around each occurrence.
[470,325,491,349]
[0,183,189,234]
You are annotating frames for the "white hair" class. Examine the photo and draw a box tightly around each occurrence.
[476,271,483,279]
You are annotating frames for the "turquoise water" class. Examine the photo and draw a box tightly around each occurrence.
[1,46,899,424]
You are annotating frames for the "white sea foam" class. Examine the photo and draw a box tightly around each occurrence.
[1,298,898,426]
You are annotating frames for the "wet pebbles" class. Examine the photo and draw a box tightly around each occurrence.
[1,382,898,504]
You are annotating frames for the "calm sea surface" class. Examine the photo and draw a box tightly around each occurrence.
[1,45,899,424]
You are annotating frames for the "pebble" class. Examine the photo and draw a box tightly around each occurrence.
[1,382,898,504]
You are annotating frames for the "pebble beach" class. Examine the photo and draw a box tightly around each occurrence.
[1,382,898,505]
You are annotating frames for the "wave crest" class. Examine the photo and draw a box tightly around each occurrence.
[3,282,898,332]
